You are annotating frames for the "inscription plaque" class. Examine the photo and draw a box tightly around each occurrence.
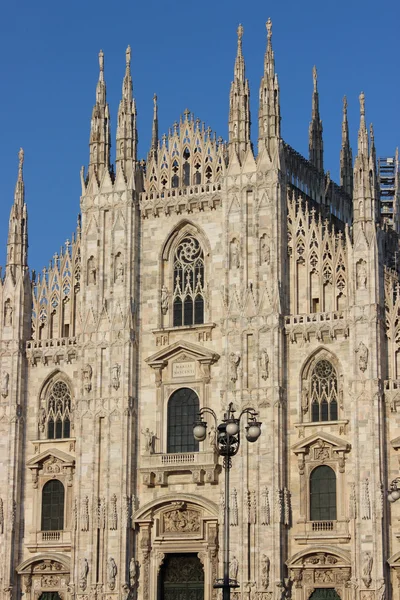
[173,362,196,378]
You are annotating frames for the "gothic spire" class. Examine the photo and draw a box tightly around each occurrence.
[7,148,28,273]
[150,93,159,161]
[308,66,323,172]
[340,96,353,196]
[258,17,280,154]
[116,45,137,180]
[88,50,111,180]
[228,24,251,162]
[353,92,379,223]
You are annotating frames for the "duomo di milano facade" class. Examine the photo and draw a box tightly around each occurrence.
[2,16,400,600]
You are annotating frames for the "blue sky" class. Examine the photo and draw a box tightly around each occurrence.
[0,0,399,272]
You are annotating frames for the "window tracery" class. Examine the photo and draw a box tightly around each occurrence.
[173,236,205,327]
[45,380,72,439]
[310,360,338,422]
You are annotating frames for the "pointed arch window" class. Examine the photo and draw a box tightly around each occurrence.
[173,236,205,327]
[310,360,338,422]
[46,380,72,439]
[167,388,200,453]
[310,465,336,521]
[41,480,65,531]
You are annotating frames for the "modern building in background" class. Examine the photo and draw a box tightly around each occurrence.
[1,20,400,600]
[378,153,400,231]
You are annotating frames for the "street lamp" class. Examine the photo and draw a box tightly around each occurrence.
[193,402,262,600]
[388,478,400,503]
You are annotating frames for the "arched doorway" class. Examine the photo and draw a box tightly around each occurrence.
[159,553,204,600]
[39,594,62,600]
[309,589,341,600]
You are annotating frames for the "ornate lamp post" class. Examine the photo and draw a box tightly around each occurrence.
[193,402,262,600]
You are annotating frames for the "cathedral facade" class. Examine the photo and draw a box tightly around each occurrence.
[1,19,400,600]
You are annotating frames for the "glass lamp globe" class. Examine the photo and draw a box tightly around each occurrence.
[388,492,395,503]
[226,420,239,436]
[193,422,207,442]
[391,488,400,502]
[246,422,262,442]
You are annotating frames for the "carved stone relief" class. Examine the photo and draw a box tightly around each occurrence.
[356,342,369,373]
[1,371,9,398]
[82,364,93,392]
[162,503,200,533]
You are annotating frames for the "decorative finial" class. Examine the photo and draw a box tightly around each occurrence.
[370,123,375,141]
[237,24,243,44]
[99,50,104,73]
[266,17,272,41]
[126,45,131,66]
[184,108,190,120]
[343,95,347,113]
[17,147,24,181]
[313,65,317,91]
[359,91,365,116]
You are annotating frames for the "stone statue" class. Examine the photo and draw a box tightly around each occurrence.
[115,258,124,282]
[362,551,373,588]
[112,363,121,390]
[79,558,89,591]
[87,256,97,285]
[229,555,239,582]
[38,406,46,432]
[356,342,368,373]
[82,364,93,392]
[107,557,117,590]
[4,300,12,326]
[161,285,169,315]
[260,349,269,380]
[1,371,9,398]
[142,428,154,454]
[357,260,367,290]
[261,554,270,589]
[208,425,217,449]
[229,352,241,383]
[129,558,138,588]
[230,239,241,269]
[260,235,270,265]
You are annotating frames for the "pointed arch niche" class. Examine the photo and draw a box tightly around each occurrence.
[157,220,213,333]
[133,494,219,600]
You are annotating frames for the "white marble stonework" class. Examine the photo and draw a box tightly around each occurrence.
[1,21,400,600]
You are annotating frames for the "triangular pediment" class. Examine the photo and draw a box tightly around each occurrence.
[292,431,350,454]
[146,339,219,368]
[27,448,75,469]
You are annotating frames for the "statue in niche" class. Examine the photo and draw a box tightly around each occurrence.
[260,349,269,380]
[82,364,93,392]
[38,406,46,432]
[1,371,9,398]
[115,255,124,283]
[229,555,239,582]
[230,238,241,269]
[361,551,373,588]
[357,260,367,290]
[4,299,12,326]
[260,234,271,265]
[229,352,241,383]
[141,427,155,454]
[87,256,97,285]
[129,558,138,588]
[112,363,121,390]
[356,342,369,373]
[261,555,270,590]
[161,285,169,315]
[107,557,117,591]
[79,558,89,591]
